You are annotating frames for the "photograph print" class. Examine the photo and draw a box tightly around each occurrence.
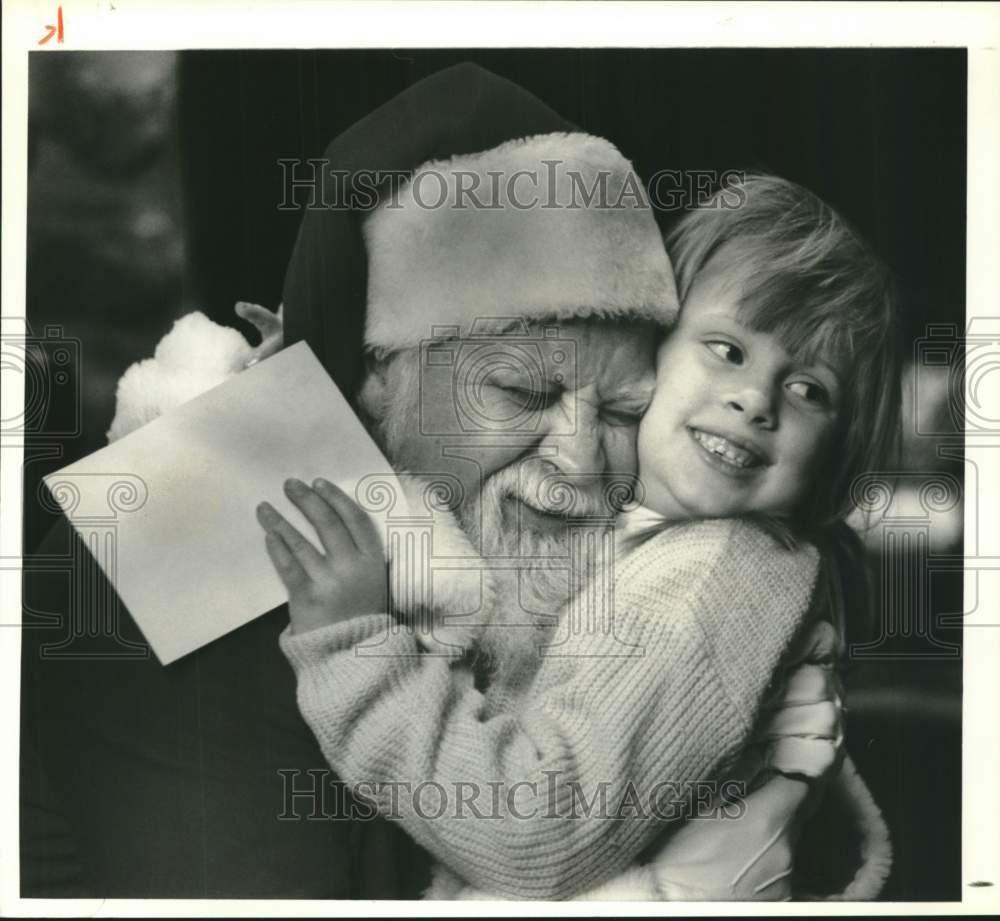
[16,45,968,904]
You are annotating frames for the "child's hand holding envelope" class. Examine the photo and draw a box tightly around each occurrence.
[44,341,406,664]
[257,477,390,636]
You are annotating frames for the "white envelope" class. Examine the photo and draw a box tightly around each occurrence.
[43,342,407,664]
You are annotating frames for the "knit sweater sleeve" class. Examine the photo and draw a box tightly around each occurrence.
[279,517,819,900]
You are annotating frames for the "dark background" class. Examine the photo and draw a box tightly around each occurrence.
[182,49,966,340]
[23,49,966,900]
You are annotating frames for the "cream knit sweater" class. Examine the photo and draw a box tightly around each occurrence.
[279,517,821,900]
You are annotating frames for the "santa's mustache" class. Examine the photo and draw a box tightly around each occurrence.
[485,459,638,523]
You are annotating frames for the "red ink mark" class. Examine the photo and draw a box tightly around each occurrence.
[38,6,64,45]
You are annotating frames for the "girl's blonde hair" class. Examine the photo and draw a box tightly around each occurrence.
[666,173,903,529]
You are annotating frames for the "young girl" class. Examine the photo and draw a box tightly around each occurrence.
[260,173,901,900]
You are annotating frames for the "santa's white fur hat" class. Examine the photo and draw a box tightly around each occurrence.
[282,63,679,400]
[363,131,679,350]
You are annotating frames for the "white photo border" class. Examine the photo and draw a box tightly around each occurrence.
[2,1,998,916]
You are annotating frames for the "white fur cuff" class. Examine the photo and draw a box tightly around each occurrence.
[106,311,253,443]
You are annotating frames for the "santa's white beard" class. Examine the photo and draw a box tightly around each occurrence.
[456,458,612,679]
[367,358,610,680]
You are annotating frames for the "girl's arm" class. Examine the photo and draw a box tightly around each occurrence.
[263,483,820,900]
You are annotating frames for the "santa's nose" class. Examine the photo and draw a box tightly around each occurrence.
[537,396,608,477]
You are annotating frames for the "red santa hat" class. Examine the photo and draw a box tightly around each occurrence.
[282,63,678,399]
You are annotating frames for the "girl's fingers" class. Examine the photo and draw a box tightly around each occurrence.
[256,501,325,579]
[264,529,309,592]
[312,478,383,555]
[282,479,356,557]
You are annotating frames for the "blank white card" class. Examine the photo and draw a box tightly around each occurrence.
[44,342,405,664]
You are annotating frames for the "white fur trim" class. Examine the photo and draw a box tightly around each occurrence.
[391,474,497,657]
[106,311,252,442]
[363,132,679,350]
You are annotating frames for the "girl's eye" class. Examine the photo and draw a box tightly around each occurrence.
[705,341,744,365]
[786,379,829,406]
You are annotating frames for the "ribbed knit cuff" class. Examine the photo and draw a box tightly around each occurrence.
[278,613,396,675]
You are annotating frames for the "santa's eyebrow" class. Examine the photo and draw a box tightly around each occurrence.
[487,366,563,388]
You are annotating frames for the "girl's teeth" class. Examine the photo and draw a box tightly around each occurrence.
[692,430,757,468]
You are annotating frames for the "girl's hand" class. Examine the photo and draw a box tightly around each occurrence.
[257,478,388,635]
[235,301,284,369]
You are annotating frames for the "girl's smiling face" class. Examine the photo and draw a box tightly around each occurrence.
[637,254,845,521]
